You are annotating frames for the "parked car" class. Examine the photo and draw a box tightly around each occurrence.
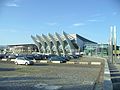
[42,55,49,59]
[61,56,70,61]
[0,54,5,59]
[8,54,16,59]
[33,54,43,60]
[47,54,57,59]
[14,56,34,65]
[69,55,79,59]
[49,56,66,63]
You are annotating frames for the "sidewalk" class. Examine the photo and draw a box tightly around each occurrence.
[108,62,120,90]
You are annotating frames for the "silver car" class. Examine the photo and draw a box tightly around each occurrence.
[14,56,34,65]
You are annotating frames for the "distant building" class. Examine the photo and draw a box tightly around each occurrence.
[0,46,7,54]
[84,44,109,56]
[7,44,38,54]
[31,31,97,55]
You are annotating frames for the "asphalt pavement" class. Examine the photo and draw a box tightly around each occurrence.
[0,57,104,90]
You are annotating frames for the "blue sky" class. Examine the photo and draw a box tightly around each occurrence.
[0,0,120,45]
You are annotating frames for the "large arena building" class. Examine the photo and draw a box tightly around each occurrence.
[31,31,97,56]
[0,31,112,56]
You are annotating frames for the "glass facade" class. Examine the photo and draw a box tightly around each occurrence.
[84,44,109,56]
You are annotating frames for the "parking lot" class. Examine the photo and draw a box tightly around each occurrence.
[0,57,104,90]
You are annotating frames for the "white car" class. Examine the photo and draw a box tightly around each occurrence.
[14,56,34,65]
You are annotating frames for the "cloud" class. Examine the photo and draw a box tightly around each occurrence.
[91,13,103,17]
[6,0,19,7]
[73,23,85,27]
[88,13,104,22]
[87,19,103,22]
[46,23,57,26]
[87,20,98,22]
[6,3,18,7]
[0,29,19,33]
[113,12,117,15]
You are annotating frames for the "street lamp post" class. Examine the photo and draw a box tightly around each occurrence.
[110,26,113,63]
[113,26,117,63]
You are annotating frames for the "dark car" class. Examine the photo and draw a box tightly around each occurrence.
[0,54,5,59]
[69,55,79,59]
[42,55,49,59]
[8,54,16,59]
[49,56,66,63]
[61,56,70,61]
[33,54,43,60]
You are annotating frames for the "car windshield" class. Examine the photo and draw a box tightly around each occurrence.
[25,56,34,60]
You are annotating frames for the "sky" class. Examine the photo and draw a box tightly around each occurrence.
[0,0,120,45]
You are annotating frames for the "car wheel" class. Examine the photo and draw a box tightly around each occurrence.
[15,62,18,65]
[25,62,28,65]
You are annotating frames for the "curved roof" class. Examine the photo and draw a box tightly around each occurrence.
[76,34,97,44]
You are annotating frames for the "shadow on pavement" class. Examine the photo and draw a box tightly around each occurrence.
[0,68,16,71]
[33,63,49,66]
[0,76,39,81]
[0,84,95,90]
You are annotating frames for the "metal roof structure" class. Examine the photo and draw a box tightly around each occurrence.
[31,31,97,55]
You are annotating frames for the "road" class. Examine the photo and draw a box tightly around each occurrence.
[0,57,104,90]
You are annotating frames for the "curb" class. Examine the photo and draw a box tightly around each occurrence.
[66,61,101,65]
[37,60,102,65]
[51,61,61,63]
[1,59,7,61]
[79,62,89,65]
[40,60,48,63]
[91,62,101,65]
[66,61,75,64]
[103,58,113,90]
